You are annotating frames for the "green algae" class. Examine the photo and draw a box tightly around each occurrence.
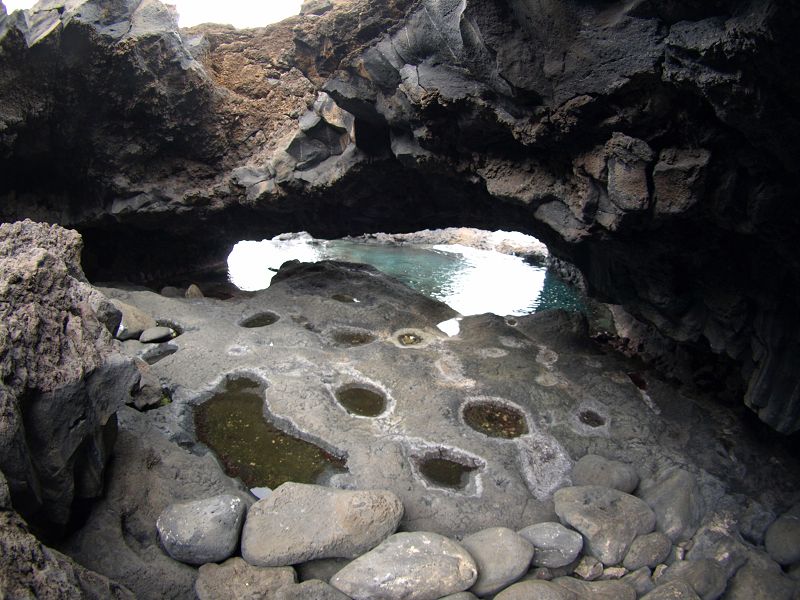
[418,457,476,489]
[194,379,346,488]
[335,386,386,417]
[463,401,528,439]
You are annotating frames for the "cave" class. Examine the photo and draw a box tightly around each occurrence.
[2,0,800,597]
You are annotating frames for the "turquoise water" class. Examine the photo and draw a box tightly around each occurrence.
[228,237,584,316]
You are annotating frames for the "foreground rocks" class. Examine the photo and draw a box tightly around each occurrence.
[241,483,403,566]
[330,532,478,600]
[0,220,139,528]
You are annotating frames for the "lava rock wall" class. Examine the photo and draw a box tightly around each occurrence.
[1,0,799,432]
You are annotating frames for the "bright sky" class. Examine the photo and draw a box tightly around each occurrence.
[2,0,303,28]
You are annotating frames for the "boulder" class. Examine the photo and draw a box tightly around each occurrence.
[195,558,296,600]
[554,486,656,565]
[573,556,604,581]
[723,558,798,600]
[519,521,583,568]
[642,581,702,600]
[330,532,477,600]
[639,469,705,542]
[764,504,800,566]
[624,532,673,570]
[571,455,639,493]
[156,494,247,565]
[495,580,578,600]
[553,576,637,600]
[0,220,138,528]
[661,559,729,600]
[241,482,403,566]
[460,527,534,596]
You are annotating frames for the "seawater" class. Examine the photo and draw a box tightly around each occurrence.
[227,237,584,316]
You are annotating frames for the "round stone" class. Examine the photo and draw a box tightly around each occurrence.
[461,527,534,596]
[764,505,800,565]
[139,326,175,344]
[624,532,672,570]
[156,494,247,565]
[519,522,583,568]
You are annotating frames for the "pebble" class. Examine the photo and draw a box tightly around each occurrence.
[624,531,673,570]
[461,527,534,597]
[156,494,246,565]
[554,486,656,565]
[241,482,403,566]
[329,531,477,600]
[571,454,639,493]
[519,522,583,568]
[139,326,174,343]
[639,469,705,542]
[573,556,603,581]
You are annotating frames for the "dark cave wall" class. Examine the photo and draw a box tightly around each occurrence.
[1,0,800,432]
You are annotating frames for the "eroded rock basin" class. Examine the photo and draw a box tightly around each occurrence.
[101,261,800,539]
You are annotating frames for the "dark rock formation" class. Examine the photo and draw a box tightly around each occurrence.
[0,220,139,529]
[0,470,135,600]
[1,0,799,432]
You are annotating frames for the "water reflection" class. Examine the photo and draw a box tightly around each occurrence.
[227,234,584,316]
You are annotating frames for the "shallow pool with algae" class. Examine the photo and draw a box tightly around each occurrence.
[194,378,346,489]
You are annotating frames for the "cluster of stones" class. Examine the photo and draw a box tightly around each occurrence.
[111,299,178,343]
[155,456,800,600]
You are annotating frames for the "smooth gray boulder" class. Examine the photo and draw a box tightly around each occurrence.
[461,527,534,596]
[495,580,578,600]
[661,559,728,600]
[571,455,639,493]
[112,299,157,341]
[519,522,583,568]
[639,469,705,542]
[764,504,800,566]
[140,326,175,343]
[330,532,477,600]
[157,494,246,565]
[553,576,637,600]
[195,558,296,600]
[554,486,656,565]
[241,482,403,566]
[624,532,673,570]
[439,593,479,600]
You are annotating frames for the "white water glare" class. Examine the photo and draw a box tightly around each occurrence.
[228,236,322,291]
[1,0,303,29]
[431,244,546,316]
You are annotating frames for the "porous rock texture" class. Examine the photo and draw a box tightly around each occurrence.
[2,0,800,431]
[0,219,139,529]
